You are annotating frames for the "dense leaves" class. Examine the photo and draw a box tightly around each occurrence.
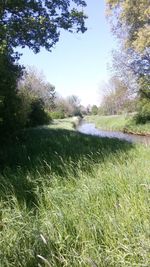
[91,105,98,115]
[0,49,23,134]
[28,98,51,127]
[0,0,87,53]
[106,0,150,53]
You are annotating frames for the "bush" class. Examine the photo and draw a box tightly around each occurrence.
[0,50,23,136]
[91,105,98,115]
[135,98,150,124]
[28,99,51,127]
[50,111,65,119]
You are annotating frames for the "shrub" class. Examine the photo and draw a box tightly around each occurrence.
[50,111,65,119]
[91,105,98,115]
[0,50,23,136]
[135,98,150,124]
[28,99,51,127]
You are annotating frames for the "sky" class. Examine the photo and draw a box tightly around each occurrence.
[18,0,117,106]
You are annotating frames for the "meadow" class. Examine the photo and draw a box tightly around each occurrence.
[85,115,150,135]
[0,118,150,267]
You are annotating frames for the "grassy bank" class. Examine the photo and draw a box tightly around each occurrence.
[49,117,76,130]
[0,118,150,266]
[85,115,150,135]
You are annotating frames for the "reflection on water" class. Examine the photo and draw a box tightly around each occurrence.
[77,123,150,146]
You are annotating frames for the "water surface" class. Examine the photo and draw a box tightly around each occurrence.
[77,122,150,146]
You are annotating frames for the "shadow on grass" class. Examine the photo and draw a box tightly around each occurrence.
[0,127,134,208]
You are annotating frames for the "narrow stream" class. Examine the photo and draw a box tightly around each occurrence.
[77,122,150,145]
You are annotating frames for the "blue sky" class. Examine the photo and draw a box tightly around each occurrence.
[18,0,117,106]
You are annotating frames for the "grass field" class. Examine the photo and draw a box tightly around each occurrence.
[0,118,150,266]
[85,115,150,135]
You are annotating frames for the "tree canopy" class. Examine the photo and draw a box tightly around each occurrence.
[106,0,150,53]
[0,0,87,53]
[0,0,87,135]
[19,67,56,109]
[106,0,150,123]
[99,76,136,115]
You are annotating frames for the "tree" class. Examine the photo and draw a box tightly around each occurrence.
[110,49,138,94]
[106,0,150,122]
[53,94,82,118]
[0,49,23,134]
[106,0,150,53]
[67,95,81,116]
[0,0,87,134]
[18,67,56,110]
[28,98,51,127]
[17,67,55,127]
[99,76,136,115]
[91,105,98,115]
[106,0,150,92]
[54,95,70,117]
[0,0,87,53]
[106,1,150,87]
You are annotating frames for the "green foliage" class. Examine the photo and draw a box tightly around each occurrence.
[28,99,51,127]
[73,109,83,117]
[0,61,54,135]
[49,117,76,130]
[0,0,87,136]
[19,67,56,110]
[139,75,150,100]
[54,94,83,118]
[67,95,82,116]
[0,49,23,135]
[17,87,33,127]
[85,114,150,135]
[106,0,150,53]
[50,111,65,119]
[86,114,129,131]
[0,0,87,53]
[91,105,98,115]
[135,76,150,124]
[135,99,150,124]
[17,68,56,128]
[106,1,150,123]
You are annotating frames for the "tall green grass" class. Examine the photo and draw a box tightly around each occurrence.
[0,120,150,266]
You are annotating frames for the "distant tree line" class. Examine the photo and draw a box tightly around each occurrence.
[16,66,88,125]
[97,76,137,116]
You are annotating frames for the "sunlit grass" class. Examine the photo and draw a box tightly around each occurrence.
[85,115,150,135]
[48,117,75,130]
[0,119,150,266]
